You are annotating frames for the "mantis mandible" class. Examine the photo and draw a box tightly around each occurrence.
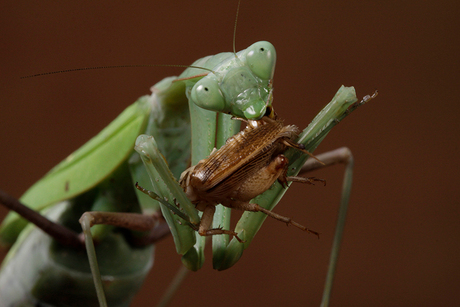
[0,1,377,306]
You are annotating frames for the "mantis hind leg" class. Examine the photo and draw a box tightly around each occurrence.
[296,146,354,307]
[80,214,108,307]
[230,146,354,307]
[78,210,167,307]
[298,147,353,176]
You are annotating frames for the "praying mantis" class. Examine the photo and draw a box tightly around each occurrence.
[0,1,377,306]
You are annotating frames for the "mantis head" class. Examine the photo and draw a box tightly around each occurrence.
[190,41,276,120]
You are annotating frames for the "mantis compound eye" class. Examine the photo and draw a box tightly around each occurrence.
[191,78,226,113]
[245,41,277,81]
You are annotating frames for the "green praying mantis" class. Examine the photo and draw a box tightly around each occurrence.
[0,1,377,306]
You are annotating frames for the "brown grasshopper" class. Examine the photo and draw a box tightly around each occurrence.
[179,110,325,242]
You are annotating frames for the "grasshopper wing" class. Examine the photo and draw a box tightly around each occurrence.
[186,118,299,201]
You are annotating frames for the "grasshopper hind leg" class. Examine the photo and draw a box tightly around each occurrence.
[283,176,326,186]
[229,200,320,238]
[199,205,245,243]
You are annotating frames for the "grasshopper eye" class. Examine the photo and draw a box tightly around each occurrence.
[191,78,226,112]
[246,41,276,81]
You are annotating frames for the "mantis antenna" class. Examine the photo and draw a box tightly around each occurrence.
[20,64,213,79]
[233,0,241,56]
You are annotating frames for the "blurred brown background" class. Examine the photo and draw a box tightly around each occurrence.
[1,0,458,306]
